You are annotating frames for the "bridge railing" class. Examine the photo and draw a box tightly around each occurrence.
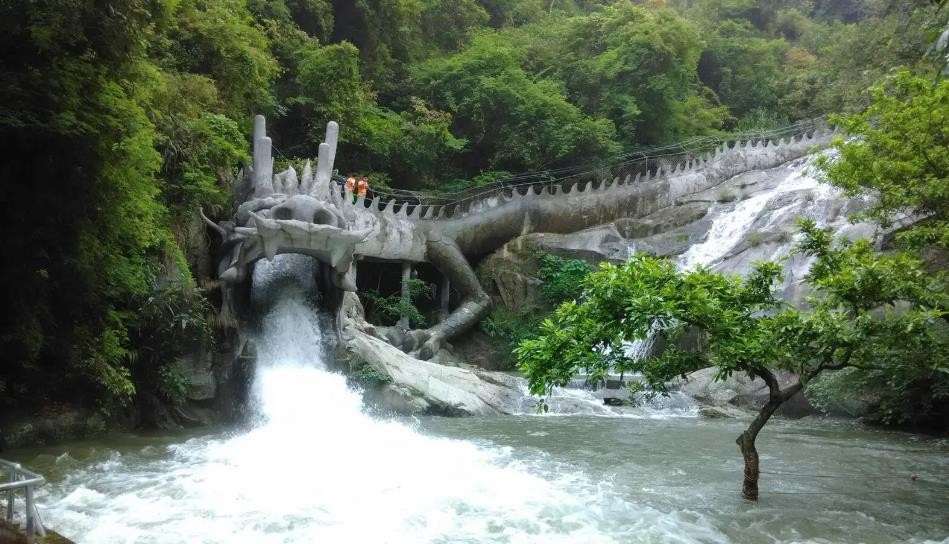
[1,458,47,543]
[330,117,828,212]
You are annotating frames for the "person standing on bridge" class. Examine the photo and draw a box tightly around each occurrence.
[345,176,357,203]
[357,176,369,201]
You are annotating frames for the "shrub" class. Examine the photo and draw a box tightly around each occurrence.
[536,254,592,304]
[349,364,392,389]
[717,187,737,202]
[746,232,766,246]
[157,363,190,405]
[361,277,433,327]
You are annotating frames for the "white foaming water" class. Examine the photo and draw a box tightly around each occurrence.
[514,378,698,418]
[678,157,836,270]
[620,156,842,388]
[36,255,721,543]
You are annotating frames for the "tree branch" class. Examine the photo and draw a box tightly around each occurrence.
[803,345,856,382]
[200,207,227,239]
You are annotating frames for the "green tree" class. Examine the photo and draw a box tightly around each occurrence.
[516,221,947,500]
[0,0,175,406]
[818,72,949,249]
[163,0,278,119]
[698,20,788,124]
[413,31,621,172]
[362,277,434,327]
[278,36,466,187]
[780,2,943,118]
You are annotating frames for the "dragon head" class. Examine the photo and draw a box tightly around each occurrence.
[205,116,368,291]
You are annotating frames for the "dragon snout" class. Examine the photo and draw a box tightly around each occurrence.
[270,198,342,228]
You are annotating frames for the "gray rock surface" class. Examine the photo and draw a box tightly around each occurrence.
[679,367,817,418]
[337,292,523,415]
[179,355,217,401]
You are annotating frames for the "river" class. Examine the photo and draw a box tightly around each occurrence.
[6,284,949,543]
[8,409,949,543]
[7,161,949,543]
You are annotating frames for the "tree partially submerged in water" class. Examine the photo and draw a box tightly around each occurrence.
[515,220,948,500]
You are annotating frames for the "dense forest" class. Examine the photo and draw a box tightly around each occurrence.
[0,0,946,422]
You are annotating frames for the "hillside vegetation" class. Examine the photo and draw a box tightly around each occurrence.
[0,0,945,419]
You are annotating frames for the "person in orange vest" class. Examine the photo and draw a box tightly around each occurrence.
[345,176,356,203]
[357,176,369,200]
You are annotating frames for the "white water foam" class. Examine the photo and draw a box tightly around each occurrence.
[678,158,833,270]
[618,155,845,397]
[36,256,722,543]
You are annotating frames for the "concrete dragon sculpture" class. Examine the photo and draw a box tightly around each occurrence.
[205,115,832,362]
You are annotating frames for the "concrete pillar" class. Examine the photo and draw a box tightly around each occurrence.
[252,115,273,198]
[439,275,451,322]
[397,261,412,329]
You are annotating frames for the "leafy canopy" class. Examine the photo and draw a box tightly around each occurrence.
[517,220,948,423]
[818,72,949,249]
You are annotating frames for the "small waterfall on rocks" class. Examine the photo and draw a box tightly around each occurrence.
[34,254,725,543]
[613,153,858,399]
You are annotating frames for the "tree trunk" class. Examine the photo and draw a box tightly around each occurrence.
[737,429,761,500]
[735,367,803,500]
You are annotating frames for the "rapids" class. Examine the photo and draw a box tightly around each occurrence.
[5,161,949,543]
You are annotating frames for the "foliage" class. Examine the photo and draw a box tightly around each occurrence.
[818,72,949,249]
[697,20,788,123]
[163,0,278,118]
[536,254,592,305]
[348,364,393,389]
[516,221,948,429]
[779,2,945,118]
[158,363,191,405]
[481,307,544,368]
[413,31,622,172]
[717,187,738,202]
[811,69,949,424]
[129,280,211,363]
[3,0,947,420]
[439,170,514,194]
[528,5,729,144]
[746,232,766,247]
[361,278,434,328]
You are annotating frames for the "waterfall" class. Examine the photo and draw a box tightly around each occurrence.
[39,253,722,542]
[621,154,848,372]
[678,157,838,271]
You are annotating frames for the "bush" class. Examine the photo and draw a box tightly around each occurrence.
[536,254,592,305]
[157,363,190,405]
[481,307,544,368]
[361,277,433,327]
[746,232,766,247]
[349,364,392,389]
[717,187,738,202]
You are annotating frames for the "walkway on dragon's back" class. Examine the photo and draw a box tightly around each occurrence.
[328,117,830,212]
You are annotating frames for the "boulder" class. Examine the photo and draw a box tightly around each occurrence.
[337,292,523,415]
[614,201,710,238]
[523,227,628,263]
[0,410,106,451]
[378,384,433,415]
[679,367,819,418]
[699,405,751,418]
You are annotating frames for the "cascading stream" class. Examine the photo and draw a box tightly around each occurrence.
[33,254,723,543]
[14,163,948,544]
[621,154,847,365]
